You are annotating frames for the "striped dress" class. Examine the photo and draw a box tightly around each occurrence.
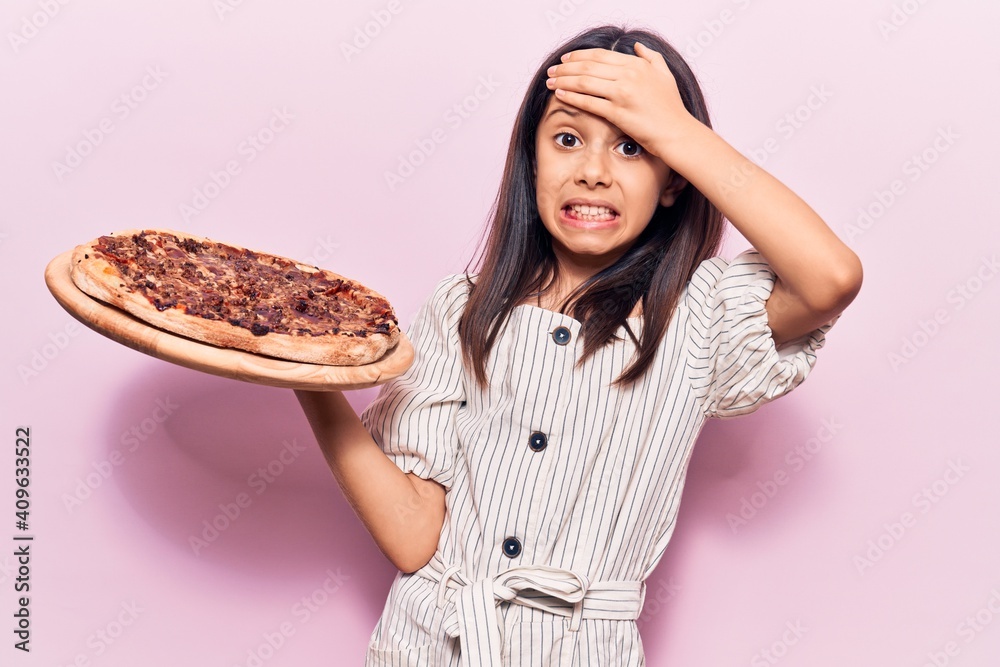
[360,249,840,666]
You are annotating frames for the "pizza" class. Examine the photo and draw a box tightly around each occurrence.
[69,229,400,366]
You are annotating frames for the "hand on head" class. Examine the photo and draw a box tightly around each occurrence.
[543,42,696,164]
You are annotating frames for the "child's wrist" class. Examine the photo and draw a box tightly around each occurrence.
[650,116,720,172]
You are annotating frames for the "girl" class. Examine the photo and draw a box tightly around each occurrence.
[296,24,862,667]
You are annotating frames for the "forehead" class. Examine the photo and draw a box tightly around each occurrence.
[538,97,625,135]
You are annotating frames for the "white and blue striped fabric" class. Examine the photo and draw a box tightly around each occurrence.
[360,249,840,666]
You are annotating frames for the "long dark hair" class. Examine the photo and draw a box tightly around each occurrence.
[459,24,725,388]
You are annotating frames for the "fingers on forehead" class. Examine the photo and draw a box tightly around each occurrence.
[561,47,631,63]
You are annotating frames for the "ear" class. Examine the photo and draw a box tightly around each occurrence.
[658,170,687,207]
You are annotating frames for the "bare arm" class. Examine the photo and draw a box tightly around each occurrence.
[294,389,446,574]
[547,44,864,346]
[651,117,863,346]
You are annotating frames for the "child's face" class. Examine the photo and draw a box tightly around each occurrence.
[534,96,682,278]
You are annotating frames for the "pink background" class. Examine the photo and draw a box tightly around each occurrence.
[3,1,998,665]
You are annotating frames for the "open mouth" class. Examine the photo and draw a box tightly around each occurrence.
[562,203,619,222]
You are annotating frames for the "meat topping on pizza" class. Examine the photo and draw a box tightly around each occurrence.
[92,231,396,338]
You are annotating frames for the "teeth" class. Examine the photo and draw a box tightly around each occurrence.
[568,204,615,216]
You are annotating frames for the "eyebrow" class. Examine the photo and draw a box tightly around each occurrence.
[542,106,580,123]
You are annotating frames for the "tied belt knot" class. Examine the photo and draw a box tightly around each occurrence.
[414,554,646,667]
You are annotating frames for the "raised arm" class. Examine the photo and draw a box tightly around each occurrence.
[649,117,862,347]
[295,389,446,574]
[547,42,863,346]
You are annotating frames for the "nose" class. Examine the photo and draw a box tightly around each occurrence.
[575,144,612,188]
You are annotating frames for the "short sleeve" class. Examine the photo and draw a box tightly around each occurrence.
[359,274,469,490]
[684,249,840,419]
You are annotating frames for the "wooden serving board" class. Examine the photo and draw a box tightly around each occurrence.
[44,250,413,391]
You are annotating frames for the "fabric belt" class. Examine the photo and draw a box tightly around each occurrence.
[413,553,646,667]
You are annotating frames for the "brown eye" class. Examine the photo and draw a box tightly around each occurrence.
[555,132,580,148]
[616,139,644,157]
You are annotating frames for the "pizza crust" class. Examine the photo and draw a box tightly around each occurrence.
[69,229,399,366]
